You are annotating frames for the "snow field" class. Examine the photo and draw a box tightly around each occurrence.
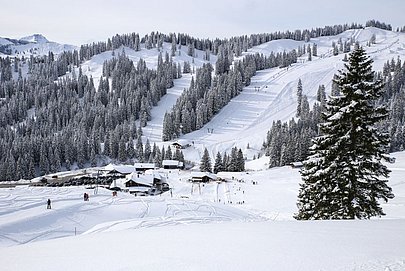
[0,151,404,270]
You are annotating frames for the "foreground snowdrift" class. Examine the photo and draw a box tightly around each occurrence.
[1,220,404,271]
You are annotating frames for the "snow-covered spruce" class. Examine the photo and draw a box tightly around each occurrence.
[296,46,394,220]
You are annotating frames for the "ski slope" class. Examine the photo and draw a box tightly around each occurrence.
[78,42,217,142]
[82,28,404,159]
[142,74,193,142]
[70,27,405,163]
[176,27,405,160]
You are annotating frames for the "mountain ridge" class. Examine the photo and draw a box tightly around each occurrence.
[0,33,77,56]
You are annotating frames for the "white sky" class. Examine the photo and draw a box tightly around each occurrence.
[1,0,404,45]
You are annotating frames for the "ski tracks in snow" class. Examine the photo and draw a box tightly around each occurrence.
[83,197,260,235]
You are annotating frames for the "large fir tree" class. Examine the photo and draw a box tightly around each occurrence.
[213,152,223,174]
[200,148,212,173]
[295,46,394,220]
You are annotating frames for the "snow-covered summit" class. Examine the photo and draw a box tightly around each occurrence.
[0,34,77,57]
[19,34,49,44]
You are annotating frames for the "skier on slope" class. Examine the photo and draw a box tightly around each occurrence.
[47,199,51,209]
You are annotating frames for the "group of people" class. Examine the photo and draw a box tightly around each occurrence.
[46,193,90,209]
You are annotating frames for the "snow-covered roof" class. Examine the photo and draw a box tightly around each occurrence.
[162,160,183,167]
[215,172,237,180]
[144,169,164,175]
[109,178,127,189]
[190,172,217,180]
[110,172,164,188]
[290,162,304,168]
[172,139,191,146]
[105,164,135,174]
[127,186,150,193]
[134,163,156,169]
[128,173,154,186]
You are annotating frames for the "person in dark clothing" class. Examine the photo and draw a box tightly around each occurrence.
[47,199,51,209]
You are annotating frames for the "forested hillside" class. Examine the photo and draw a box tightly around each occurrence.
[0,21,404,181]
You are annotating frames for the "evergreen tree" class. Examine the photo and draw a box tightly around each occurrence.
[200,148,212,172]
[213,152,223,173]
[162,113,173,141]
[222,152,229,171]
[332,42,339,56]
[300,95,310,119]
[165,146,173,160]
[136,136,143,162]
[144,139,151,162]
[317,85,327,112]
[296,79,303,117]
[154,147,163,168]
[228,147,238,172]
[118,138,127,162]
[236,149,245,172]
[307,44,312,61]
[296,47,394,220]
[126,137,135,159]
[312,43,318,57]
[39,143,49,175]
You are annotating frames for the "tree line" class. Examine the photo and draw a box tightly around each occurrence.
[199,147,245,173]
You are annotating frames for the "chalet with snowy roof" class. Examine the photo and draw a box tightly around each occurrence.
[290,162,304,168]
[105,164,135,176]
[162,160,184,170]
[215,172,234,182]
[134,163,156,172]
[171,139,192,149]
[110,172,168,195]
[109,178,150,195]
[190,172,217,183]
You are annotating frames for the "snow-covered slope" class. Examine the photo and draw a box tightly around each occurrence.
[80,42,217,89]
[38,27,404,155]
[177,27,405,160]
[0,151,404,270]
[0,37,13,46]
[68,27,405,161]
[78,42,217,143]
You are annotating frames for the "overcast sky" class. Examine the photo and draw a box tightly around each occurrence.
[1,0,404,45]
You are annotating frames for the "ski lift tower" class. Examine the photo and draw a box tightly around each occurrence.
[94,169,102,195]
